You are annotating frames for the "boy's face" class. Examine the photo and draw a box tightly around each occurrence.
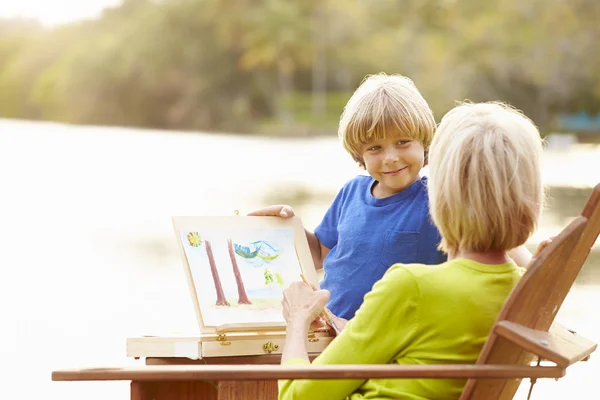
[361,135,425,198]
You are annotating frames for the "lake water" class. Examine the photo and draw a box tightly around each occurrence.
[1,119,599,399]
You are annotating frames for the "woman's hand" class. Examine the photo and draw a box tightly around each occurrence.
[247,205,296,218]
[280,282,329,364]
[282,281,330,328]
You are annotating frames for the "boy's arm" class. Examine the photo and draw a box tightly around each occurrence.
[507,245,533,269]
[319,244,330,269]
[306,229,330,270]
[508,237,554,270]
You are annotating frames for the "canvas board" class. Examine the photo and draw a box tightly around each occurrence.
[172,216,318,334]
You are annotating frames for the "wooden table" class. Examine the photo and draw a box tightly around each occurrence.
[138,354,327,399]
[140,355,284,400]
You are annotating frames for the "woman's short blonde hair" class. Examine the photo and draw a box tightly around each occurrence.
[338,73,436,167]
[428,102,544,254]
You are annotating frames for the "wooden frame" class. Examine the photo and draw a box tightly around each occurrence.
[52,184,600,400]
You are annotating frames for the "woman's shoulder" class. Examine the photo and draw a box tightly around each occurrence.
[375,263,437,295]
[386,262,444,280]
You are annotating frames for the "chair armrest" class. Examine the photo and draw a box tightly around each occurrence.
[495,320,597,367]
[51,364,565,382]
[551,321,592,361]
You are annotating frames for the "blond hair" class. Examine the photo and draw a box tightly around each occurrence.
[428,102,544,254]
[338,73,436,167]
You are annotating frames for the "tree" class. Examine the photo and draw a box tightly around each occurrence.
[237,0,316,129]
[227,238,252,305]
[2,0,600,132]
[205,240,230,307]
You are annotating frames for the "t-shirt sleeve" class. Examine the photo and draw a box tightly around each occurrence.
[417,207,447,265]
[416,178,447,265]
[277,265,421,400]
[314,183,348,250]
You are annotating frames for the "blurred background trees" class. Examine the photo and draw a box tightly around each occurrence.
[1,0,599,135]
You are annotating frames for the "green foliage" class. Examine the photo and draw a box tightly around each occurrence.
[274,272,285,287]
[0,0,599,133]
[260,91,351,134]
[264,267,274,286]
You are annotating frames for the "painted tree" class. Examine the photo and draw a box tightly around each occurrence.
[204,239,230,306]
[227,238,252,305]
[264,267,274,287]
[263,269,284,290]
[274,272,285,288]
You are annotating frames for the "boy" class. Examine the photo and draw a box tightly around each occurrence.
[250,73,533,327]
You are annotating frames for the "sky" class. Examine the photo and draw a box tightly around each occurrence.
[0,0,122,26]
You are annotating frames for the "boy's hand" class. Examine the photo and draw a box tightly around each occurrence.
[325,307,348,336]
[532,236,555,260]
[310,315,330,331]
[247,205,295,218]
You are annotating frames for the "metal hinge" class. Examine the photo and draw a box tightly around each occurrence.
[308,333,319,342]
[263,341,279,353]
[217,334,231,346]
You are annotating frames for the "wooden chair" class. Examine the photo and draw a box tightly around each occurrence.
[461,182,600,399]
[52,184,600,400]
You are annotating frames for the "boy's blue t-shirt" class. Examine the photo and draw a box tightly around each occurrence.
[315,175,447,320]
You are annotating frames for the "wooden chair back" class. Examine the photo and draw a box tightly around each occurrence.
[462,184,600,400]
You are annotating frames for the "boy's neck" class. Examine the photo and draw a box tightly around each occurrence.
[371,174,421,198]
[449,249,510,265]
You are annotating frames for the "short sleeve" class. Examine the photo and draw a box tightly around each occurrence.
[314,184,348,250]
[417,186,447,265]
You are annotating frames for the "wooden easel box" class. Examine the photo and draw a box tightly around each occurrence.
[126,328,333,360]
[127,215,332,360]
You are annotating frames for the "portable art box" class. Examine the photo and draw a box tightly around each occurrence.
[126,215,334,361]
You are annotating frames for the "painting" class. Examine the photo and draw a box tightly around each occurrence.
[178,225,305,328]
